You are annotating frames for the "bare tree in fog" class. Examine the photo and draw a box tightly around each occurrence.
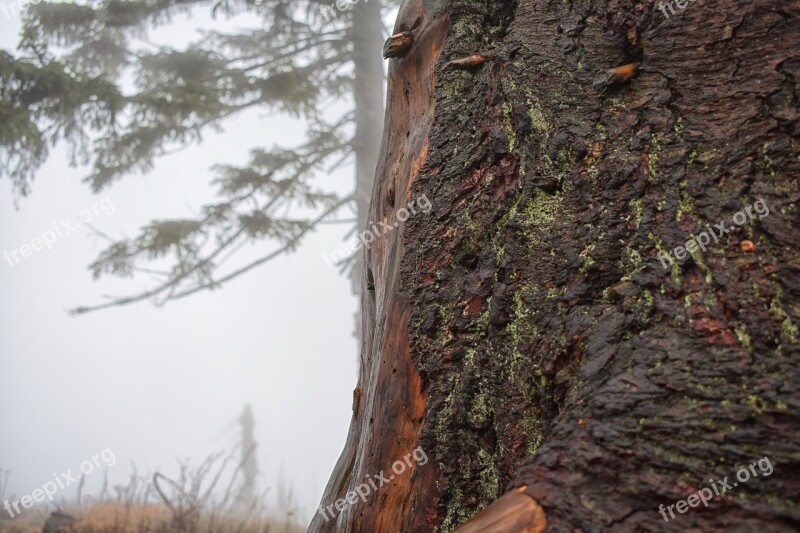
[237,404,258,505]
[0,0,395,315]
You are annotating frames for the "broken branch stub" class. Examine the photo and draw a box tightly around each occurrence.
[453,486,548,533]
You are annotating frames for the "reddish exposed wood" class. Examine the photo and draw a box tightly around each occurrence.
[592,62,640,91]
[453,486,547,533]
[445,53,487,71]
[383,31,414,59]
[309,1,450,531]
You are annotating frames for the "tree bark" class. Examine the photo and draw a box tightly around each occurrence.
[313,0,800,531]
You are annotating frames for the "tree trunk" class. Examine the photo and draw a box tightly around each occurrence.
[313,0,800,531]
[238,404,257,504]
[350,0,387,308]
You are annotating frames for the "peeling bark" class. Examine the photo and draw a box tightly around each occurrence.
[313,0,800,531]
[310,1,449,531]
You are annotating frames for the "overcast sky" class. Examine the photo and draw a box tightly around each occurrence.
[0,6,366,523]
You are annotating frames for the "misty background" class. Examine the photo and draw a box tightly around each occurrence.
[0,4,379,523]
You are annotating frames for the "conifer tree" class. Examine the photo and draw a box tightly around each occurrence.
[0,0,392,313]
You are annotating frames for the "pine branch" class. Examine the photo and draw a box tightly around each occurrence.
[70,194,351,315]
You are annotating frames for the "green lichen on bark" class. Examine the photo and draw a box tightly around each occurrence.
[397,0,800,531]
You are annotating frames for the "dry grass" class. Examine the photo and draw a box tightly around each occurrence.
[0,450,306,533]
[0,501,305,532]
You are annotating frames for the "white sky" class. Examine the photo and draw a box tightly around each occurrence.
[0,6,365,524]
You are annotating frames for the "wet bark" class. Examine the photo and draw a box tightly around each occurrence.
[313,0,800,531]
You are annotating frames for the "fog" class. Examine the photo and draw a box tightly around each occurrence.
[0,7,362,525]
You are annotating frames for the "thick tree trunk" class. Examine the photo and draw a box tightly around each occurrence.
[313,0,800,531]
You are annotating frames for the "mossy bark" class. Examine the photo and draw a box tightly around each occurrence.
[311,0,800,531]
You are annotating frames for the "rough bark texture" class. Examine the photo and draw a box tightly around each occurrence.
[313,0,800,531]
